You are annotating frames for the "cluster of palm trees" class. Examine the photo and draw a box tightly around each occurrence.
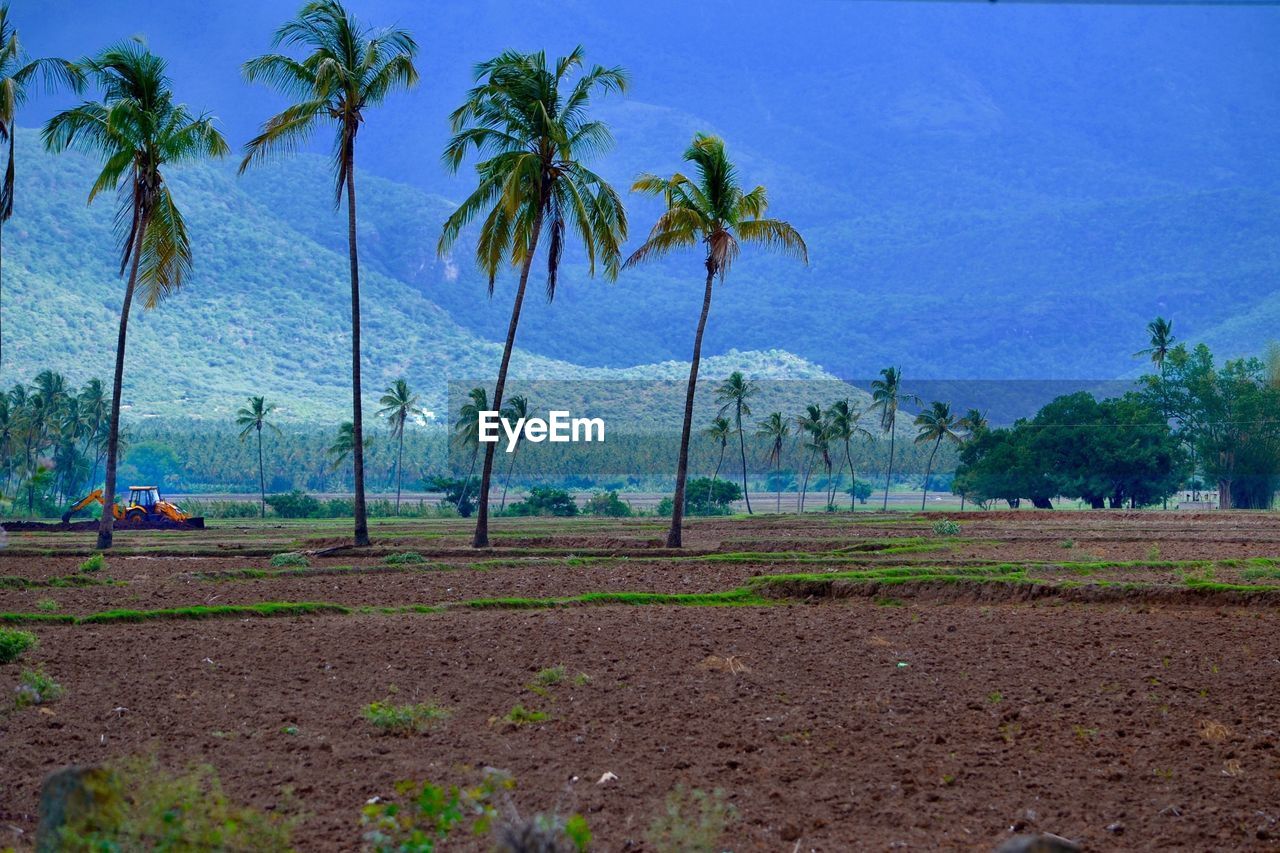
[699,368,989,514]
[20,0,810,550]
[0,371,110,515]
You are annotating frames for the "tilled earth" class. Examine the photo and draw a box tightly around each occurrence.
[2,511,1280,850]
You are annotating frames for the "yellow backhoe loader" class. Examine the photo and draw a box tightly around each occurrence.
[61,486,205,529]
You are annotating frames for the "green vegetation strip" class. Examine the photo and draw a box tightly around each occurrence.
[0,574,118,589]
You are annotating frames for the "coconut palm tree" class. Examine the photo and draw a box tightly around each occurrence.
[1136,317,1176,508]
[326,420,372,472]
[625,134,807,546]
[377,378,420,515]
[703,415,732,505]
[0,6,80,372]
[828,398,871,511]
[78,378,108,487]
[453,386,489,512]
[498,393,528,512]
[236,395,280,518]
[43,42,228,549]
[439,46,628,548]
[955,408,987,511]
[796,403,824,513]
[241,0,418,547]
[756,411,789,512]
[914,401,963,511]
[870,367,918,512]
[715,371,757,514]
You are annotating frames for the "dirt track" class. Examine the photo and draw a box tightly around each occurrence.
[2,511,1279,850]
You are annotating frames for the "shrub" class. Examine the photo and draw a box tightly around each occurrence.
[931,519,961,536]
[506,487,578,517]
[36,598,58,612]
[361,770,511,852]
[56,758,296,850]
[645,786,735,853]
[0,628,37,664]
[503,704,550,726]
[14,666,64,707]
[265,490,322,518]
[362,699,451,734]
[79,553,105,573]
[269,552,309,568]
[582,491,632,517]
[384,551,426,566]
[657,479,743,518]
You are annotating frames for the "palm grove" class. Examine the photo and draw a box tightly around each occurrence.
[4,2,1277,548]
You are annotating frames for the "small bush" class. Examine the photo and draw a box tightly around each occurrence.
[269,552,309,569]
[265,490,322,518]
[79,553,106,573]
[14,666,64,707]
[531,665,566,688]
[0,628,37,664]
[362,770,511,851]
[184,500,260,519]
[503,704,550,726]
[645,786,735,853]
[931,519,961,536]
[362,699,451,734]
[506,487,578,517]
[56,758,296,850]
[582,491,632,517]
[36,598,58,612]
[384,551,426,566]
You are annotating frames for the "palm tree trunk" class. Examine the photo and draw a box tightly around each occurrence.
[474,205,546,548]
[458,445,478,513]
[921,437,941,511]
[667,263,715,548]
[710,445,724,505]
[736,404,752,514]
[845,441,857,512]
[257,426,266,519]
[500,444,519,512]
[799,446,816,513]
[98,212,148,550]
[395,429,404,515]
[344,141,371,547]
[882,418,896,512]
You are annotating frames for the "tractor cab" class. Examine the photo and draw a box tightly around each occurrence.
[128,486,161,510]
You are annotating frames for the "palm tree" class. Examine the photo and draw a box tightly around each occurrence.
[828,399,871,511]
[1136,316,1176,508]
[715,371,757,514]
[796,403,824,513]
[755,411,789,512]
[0,6,80,372]
[498,394,528,512]
[453,386,489,512]
[78,378,108,487]
[625,134,807,546]
[703,415,732,505]
[914,401,963,511]
[241,0,418,547]
[236,396,280,518]
[377,378,420,515]
[870,367,918,512]
[326,420,372,472]
[43,42,228,549]
[439,47,628,548]
[956,408,987,511]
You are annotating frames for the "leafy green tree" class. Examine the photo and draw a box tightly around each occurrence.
[0,6,80,372]
[43,42,228,548]
[498,393,528,512]
[702,415,732,507]
[377,378,420,515]
[625,133,806,546]
[507,486,577,517]
[914,401,963,510]
[870,367,918,511]
[954,408,987,511]
[439,46,627,548]
[241,0,419,547]
[236,396,280,518]
[715,371,757,514]
[755,411,789,512]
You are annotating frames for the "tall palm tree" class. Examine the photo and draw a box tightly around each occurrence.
[625,134,807,546]
[0,6,80,372]
[377,378,420,515]
[326,420,372,472]
[703,415,732,505]
[241,0,418,547]
[1136,316,1176,509]
[236,396,280,518]
[78,378,108,487]
[440,47,628,548]
[453,386,489,512]
[956,408,987,512]
[43,42,228,549]
[914,401,963,511]
[796,403,824,513]
[828,398,871,511]
[498,393,528,512]
[870,367,918,512]
[755,411,789,513]
[715,371,757,514]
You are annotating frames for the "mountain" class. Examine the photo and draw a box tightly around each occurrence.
[6,0,1280,418]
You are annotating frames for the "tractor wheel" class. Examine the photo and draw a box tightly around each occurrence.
[123,508,147,528]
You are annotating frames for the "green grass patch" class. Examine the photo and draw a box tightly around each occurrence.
[362,699,451,733]
[0,628,38,663]
[503,704,550,725]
